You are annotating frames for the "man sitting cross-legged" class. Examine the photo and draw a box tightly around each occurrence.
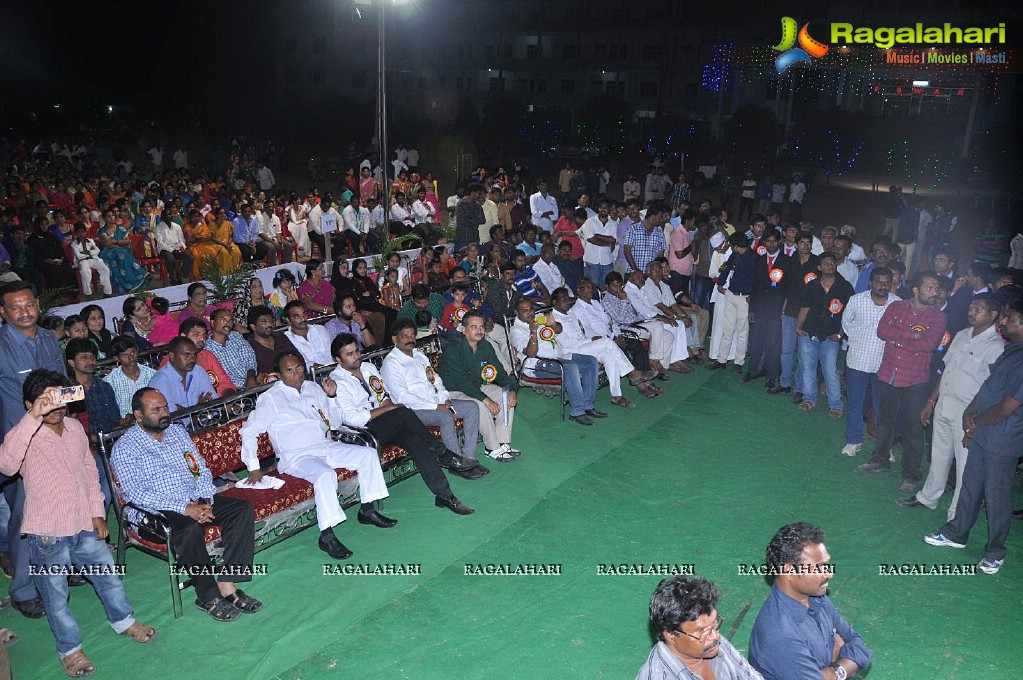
[330,334,482,507]
[112,388,264,623]
[380,319,487,472]
[239,352,393,560]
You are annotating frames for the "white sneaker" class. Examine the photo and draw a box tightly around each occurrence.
[485,444,515,462]
[978,558,1003,575]
[841,443,862,457]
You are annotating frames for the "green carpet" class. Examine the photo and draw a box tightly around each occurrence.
[5,369,1020,679]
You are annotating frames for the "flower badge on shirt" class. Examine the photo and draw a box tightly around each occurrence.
[453,307,467,323]
[803,272,818,285]
[756,245,768,256]
[828,299,845,318]
[769,268,784,287]
[936,330,952,352]
[425,366,437,384]
[910,323,928,334]
[207,369,219,389]
[368,375,387,404]
[184,451,200,478]
[263,372,280,384]
[481,363,498,384]
[538,325,558,347]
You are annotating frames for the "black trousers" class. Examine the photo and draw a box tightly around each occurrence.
[366,406,453,499]
[237,241,275,265]
[618,335,652,371]
[159,249,194,284]
[748,305,783,379]
[161,495,255,602]
[868,381,930,483]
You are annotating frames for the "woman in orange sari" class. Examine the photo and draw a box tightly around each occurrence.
[183,208,234,279]
[208,207,242,272]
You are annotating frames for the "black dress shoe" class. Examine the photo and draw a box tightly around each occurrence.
[437,451,476,472]
[318,532,353,560]
[764,379,777,390]
[741,372,754,383]
[12,596,46,619]
[895,496,925,508]
[448,464,488,480]
[436,495,475,515]
[707,361,726,371]
[569,414,594,426]
[585,408,609,418]
[357,508,398,528]
[68,573,89,587]
[1013,509,1023,520]
[766,384,791,394]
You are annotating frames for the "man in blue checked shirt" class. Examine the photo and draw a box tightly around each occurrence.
[111,388,263,622]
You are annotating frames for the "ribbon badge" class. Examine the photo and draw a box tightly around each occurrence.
[936,331,952,352]
[184,451,200,478]
[263,372,280,384]
[828,298,844,317]
[803,272,818,285]
[756,245,768,256]
[207,370,219,389]
[910,323,927,333]
[538,325,557,347]
[425,366,436,384]
[368,375,386,404]
[481,363,498,384]
[769,268,784,287]
[453,307,467,323]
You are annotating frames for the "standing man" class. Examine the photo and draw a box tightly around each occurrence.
[708,233,756,375]
[381,319,484,467]
[113,388,263,622]
[839,267,899,457]
[923,296,1023,575]
[794,252,855,416]
[899,293,1004,515]
[747,230,788,388]
[787,176,807,222]
[624,201,669,274]
[579,198,617,289]
[455,184,486,254]
[857,272,946,492]
[749,522,872,679]
[771,233,818,397]
[528,180,558,236]
[0,281,64,619]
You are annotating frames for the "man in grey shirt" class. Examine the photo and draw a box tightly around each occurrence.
[636,574,763,680]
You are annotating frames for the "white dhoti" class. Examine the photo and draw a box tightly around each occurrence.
[281,443,388,531]
[572,336,634,397]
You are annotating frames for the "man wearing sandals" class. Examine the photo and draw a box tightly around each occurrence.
[113,388,263,623]
[0,370,157,677]
[550,287,658,407]
[794,252,854,418]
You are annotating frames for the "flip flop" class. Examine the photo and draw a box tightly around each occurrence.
[799,400,815,411]
[611,396,636,409]
[0,627,19,649]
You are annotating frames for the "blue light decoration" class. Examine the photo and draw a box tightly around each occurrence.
[701,42,733,92]
[785,130,863,177]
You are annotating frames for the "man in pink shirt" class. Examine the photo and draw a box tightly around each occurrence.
[0,369,156,677]
[667,210,696,295]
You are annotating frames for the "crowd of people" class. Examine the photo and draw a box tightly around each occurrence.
[0,140,1021,678]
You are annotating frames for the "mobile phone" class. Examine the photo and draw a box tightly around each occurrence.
[56,385,85,404]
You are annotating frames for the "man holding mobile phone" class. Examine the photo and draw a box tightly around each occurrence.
[380,319,484,469]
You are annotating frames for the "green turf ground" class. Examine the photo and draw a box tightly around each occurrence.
[5,367,1020,679]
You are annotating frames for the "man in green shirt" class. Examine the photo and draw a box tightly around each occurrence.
[438,310,520,461]
[397,284,447,325]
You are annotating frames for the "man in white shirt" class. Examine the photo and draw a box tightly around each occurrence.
[283,302,334,369]
[239,351,391,560]
[551,288,655,408]
[622,175,641,202]
[380,319,483,467]
[579,199,617,290]
[532,244,564,297]
[155,215,194,285]
[257,200,291,264]
[406,148,419,169]
[256,163,275,192]
[481,188,501,244]
[446,185,465,232]
[341,196,377,255]
[788,177,807,221]
[643,263,701,367]
[839,266,900,457]
[389,192,415,230]
[897,293,1005,517]
[306,197,340,259]
[172,147,188,169]
[529,180,558,234]
[70,223,112,297]
[330,333,482,502]
[411,188,437,225]
[834,235,859,288]
[508,297,603,426]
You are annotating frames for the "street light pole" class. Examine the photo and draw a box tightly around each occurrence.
[377,0,390,226]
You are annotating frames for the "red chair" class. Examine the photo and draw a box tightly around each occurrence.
[129,233,169,286]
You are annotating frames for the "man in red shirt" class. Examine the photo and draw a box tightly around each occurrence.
[857,272,946,491]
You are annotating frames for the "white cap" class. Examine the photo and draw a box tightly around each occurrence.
[710,232,726,249]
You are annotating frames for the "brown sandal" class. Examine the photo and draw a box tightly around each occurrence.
[61,650,96,677]
[120,620,158,644]
[611,396,636,409]
[798,400,815,411]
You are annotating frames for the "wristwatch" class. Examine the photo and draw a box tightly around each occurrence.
[832,664,847,680]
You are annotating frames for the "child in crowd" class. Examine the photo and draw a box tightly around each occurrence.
[379,268,403,311]
[440,284,471,332]
[146,296,179,345]
[385,251,412,296]
[427,259,449,289]
[267,269,299,320]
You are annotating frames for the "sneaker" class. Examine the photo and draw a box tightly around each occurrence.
[923,532,966,549]
[978,558,1003,574]
[840,443,862,457]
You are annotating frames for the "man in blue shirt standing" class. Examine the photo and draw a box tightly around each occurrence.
[749,522,873,679]
[0,281,64,618]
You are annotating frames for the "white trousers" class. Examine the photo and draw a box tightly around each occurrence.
[289,220,311,258]
[716,290,750,366]
[709,294,739,362]
[643,320,689,364]
[916,408,969,521]
[78,258,112,296]
[574,336,634,397]
[281,443,388,531]
[449,383,514,451]
[487,326,514,375]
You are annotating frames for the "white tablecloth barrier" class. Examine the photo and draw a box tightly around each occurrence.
[49,247,430,333]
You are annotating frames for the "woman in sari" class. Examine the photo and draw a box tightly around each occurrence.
[298,259,335,316]
[182,209,232,279]
[177,283,212,331]
[97,209,149,293]
[358,166,377,203]
[208,208,242,272]
[233,276,267,333]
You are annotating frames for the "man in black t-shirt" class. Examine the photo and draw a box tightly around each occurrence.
[773,232,819,397]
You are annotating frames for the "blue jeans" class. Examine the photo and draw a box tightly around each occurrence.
[799,336,842,409]
[535,355,598,417]
[3,478,38,602]
[583,263,613,290]
[779,315,798,389]
[29,530,135,657]
[844,367,879,445]
[691,275,713,309]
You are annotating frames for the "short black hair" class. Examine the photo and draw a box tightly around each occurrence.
[186,282,209,299]
[728,232,749,248]
[869,266,892,280]
[910,270,940,290]
[65,337,97,363]
[272,350,304,374]
[411,283,430,300]
[247,304,275,327]
[330,333,359,359]
[167,336,195,354]
[604,271,624,286]
[122,296,143,319]
[649,575,720,642]
[283,300,306,318]
[178,317,207,336]
[972,291,1001,313]
[131,387,161,413]
[0,281,37,304]
[765,522,826,571]
[462,309,485,325]
[23,368,68,405]
[391,318,417,337]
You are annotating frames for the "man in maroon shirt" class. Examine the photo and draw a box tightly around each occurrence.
[857,272,946,491]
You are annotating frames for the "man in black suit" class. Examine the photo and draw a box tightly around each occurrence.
[747,230,790,388]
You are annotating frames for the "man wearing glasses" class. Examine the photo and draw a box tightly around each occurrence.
[749,522,872,679]
[636,574,763,679]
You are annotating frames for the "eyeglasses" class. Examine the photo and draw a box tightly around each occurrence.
[676,615,723,642]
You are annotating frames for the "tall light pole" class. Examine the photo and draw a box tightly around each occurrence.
[376,0,390,213]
